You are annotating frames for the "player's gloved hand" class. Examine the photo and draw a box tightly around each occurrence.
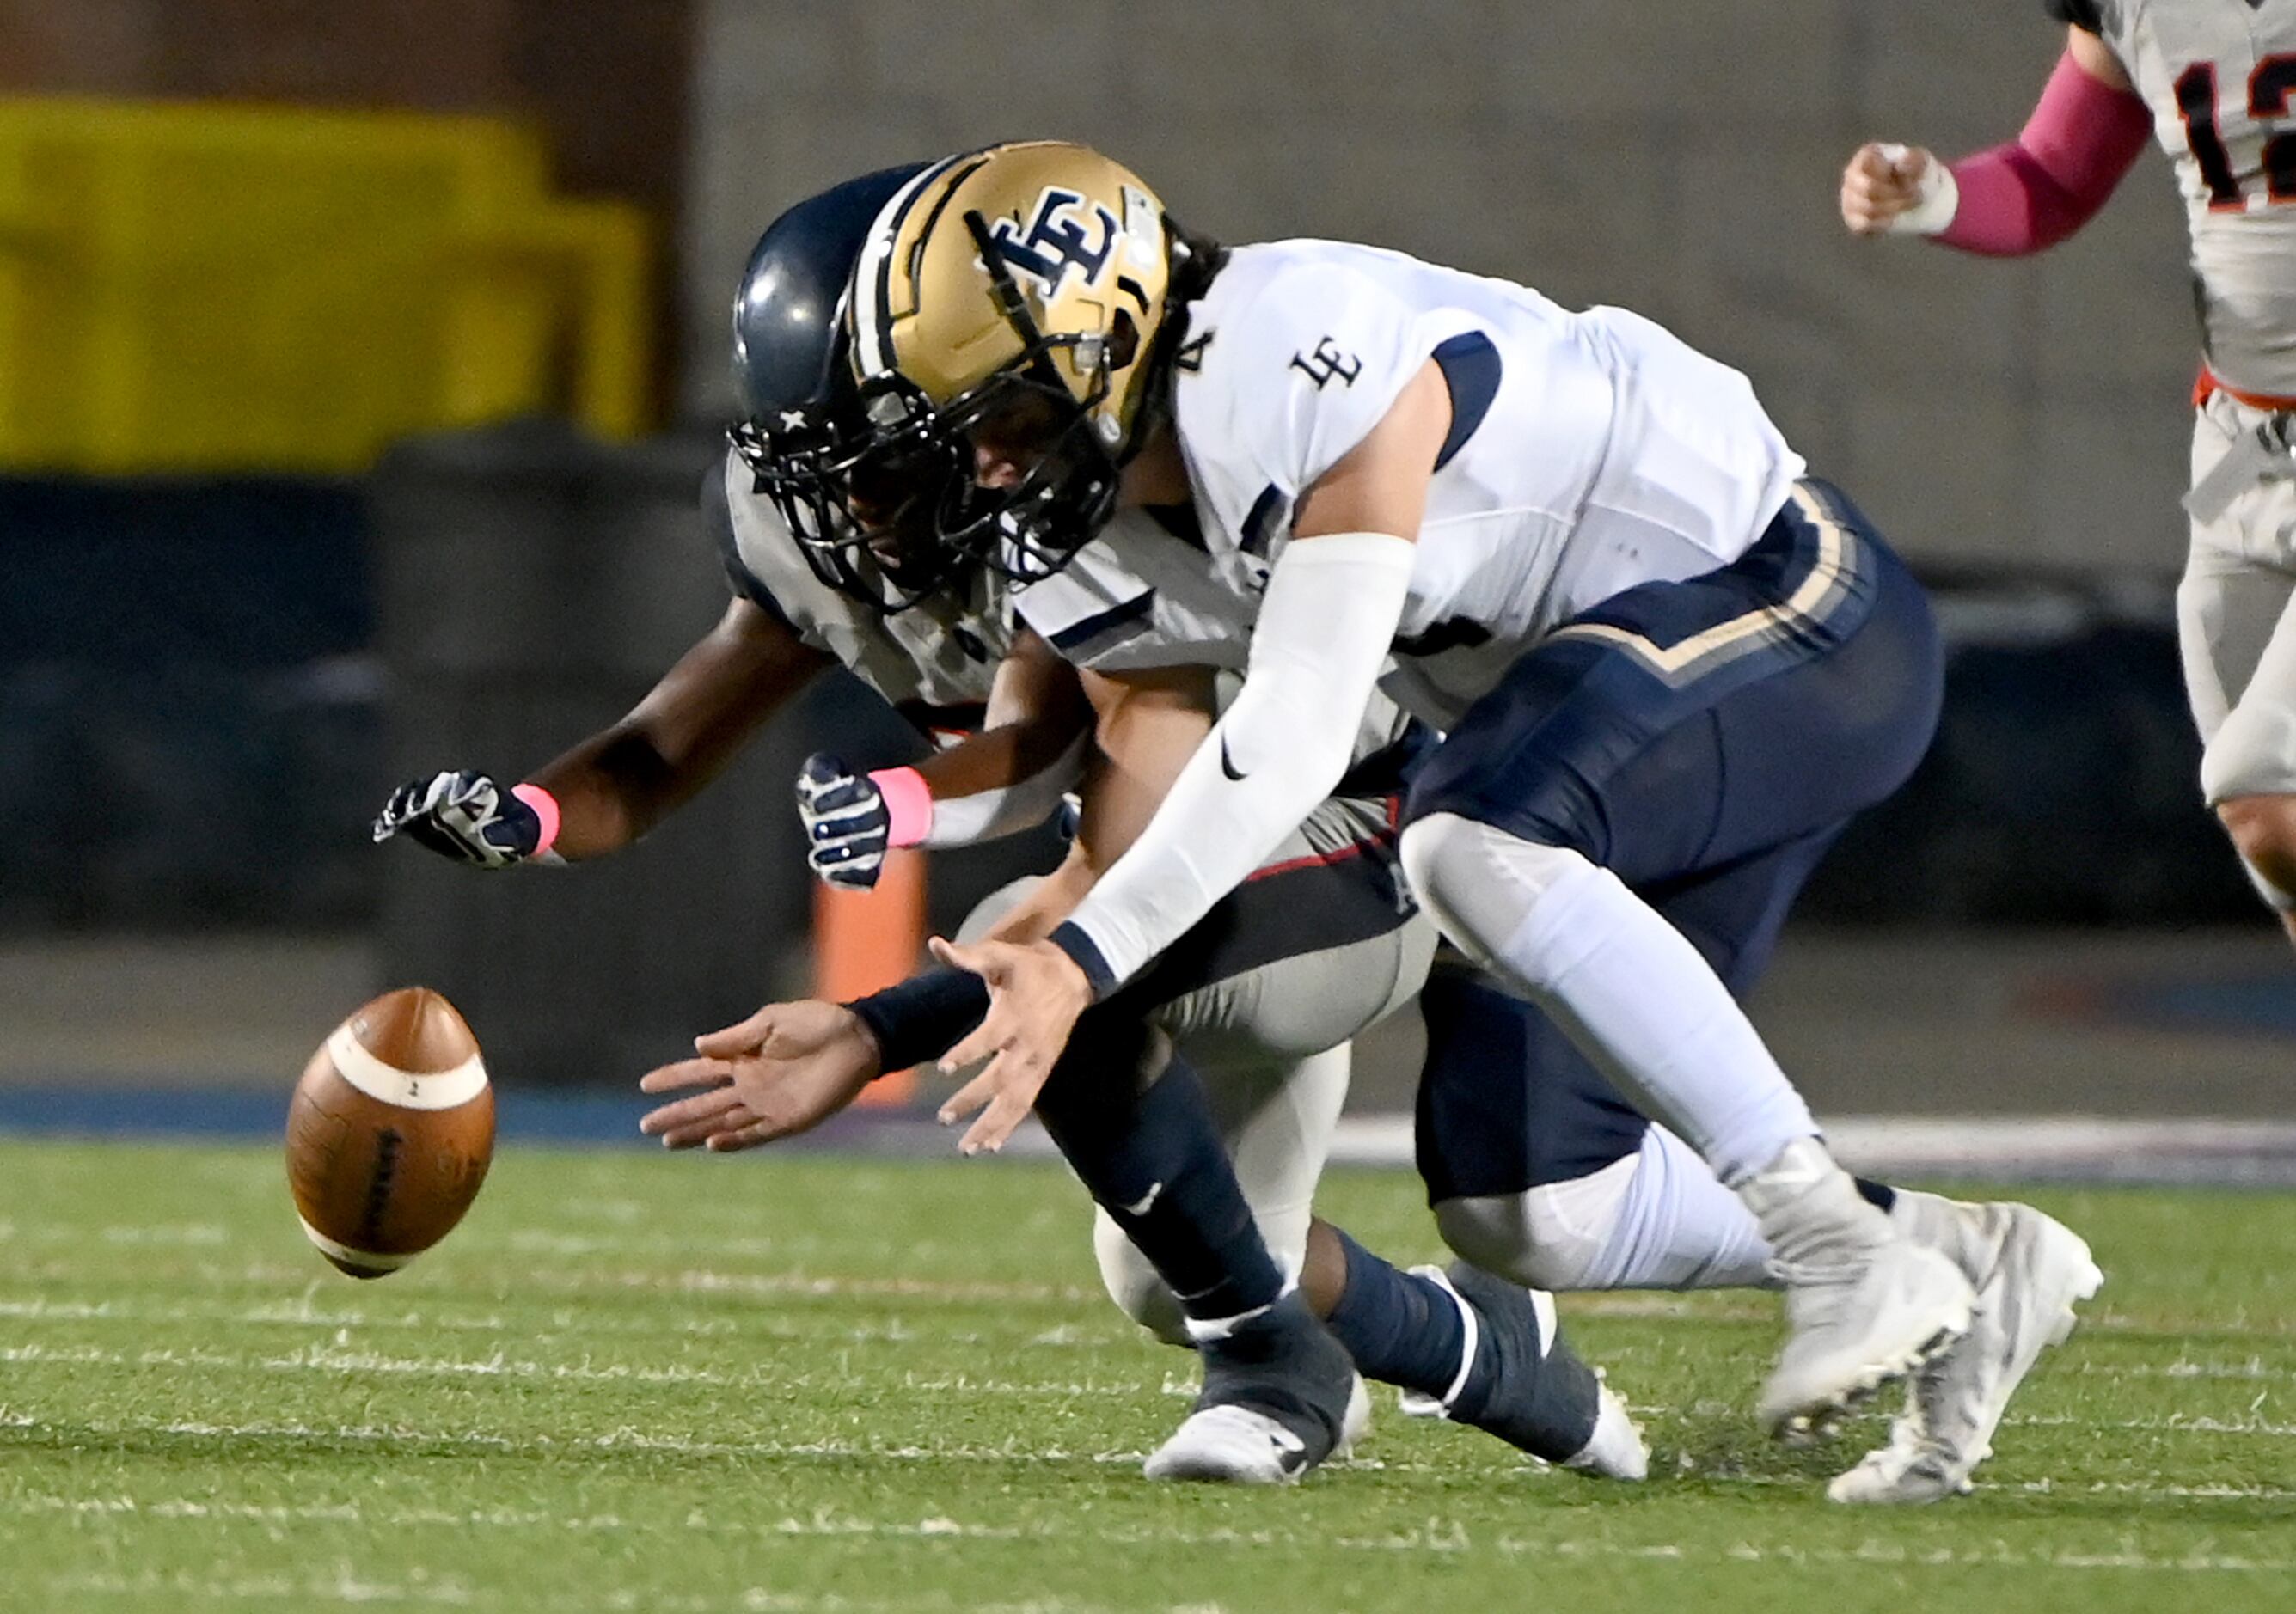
[797,752,891,890]
[371,771,548,870]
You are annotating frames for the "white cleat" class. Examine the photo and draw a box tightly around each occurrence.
[1746,1140,1976,1440]
[1828,1201,2102,1505]
[1760,1239,1973,1440]
[1144,1403,1317,1484]
[1562,1379,1649,1482]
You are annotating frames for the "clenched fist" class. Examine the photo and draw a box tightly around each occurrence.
[1840,143,1954,236]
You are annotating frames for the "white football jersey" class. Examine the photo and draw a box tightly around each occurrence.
[2065,0,2296,395]
[1026,239,1804,730]
[715,450,1007,719]
[717,449,1419,764]
[1014,510,1421,763]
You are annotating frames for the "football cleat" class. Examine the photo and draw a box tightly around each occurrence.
[1395,1262,1648,1481]
[1828,1198,2102,1504]
[1746,1141,1975,1440]
[1143,1292,1356,1485]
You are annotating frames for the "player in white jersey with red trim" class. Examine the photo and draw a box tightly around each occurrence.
[1845,0,2296,948]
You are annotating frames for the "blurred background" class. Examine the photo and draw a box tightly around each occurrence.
[2,2,2288,1173]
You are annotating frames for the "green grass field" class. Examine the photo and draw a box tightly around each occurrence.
[1,1139,2292,1613]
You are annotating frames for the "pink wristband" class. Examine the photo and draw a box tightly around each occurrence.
[869,767,934,848]
[510,783,561,856]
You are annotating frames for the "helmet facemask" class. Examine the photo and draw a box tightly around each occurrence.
[729,387,964,614]
[858,207,1142,587]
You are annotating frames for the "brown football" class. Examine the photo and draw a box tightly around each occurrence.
[285,987,495,1278]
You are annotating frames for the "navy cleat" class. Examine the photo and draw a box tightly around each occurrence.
[1398,1262,1649,1480]
[1144,1291,1358,1484]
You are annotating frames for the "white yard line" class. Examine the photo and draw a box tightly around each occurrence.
[0,1341,1166,1396]
[15,1497,2294,1579]
[6,1281,2288,1353]
[38,1572,977,1613]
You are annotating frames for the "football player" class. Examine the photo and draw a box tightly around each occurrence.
[377,168,1645,1487]
[1840,2,2293,1501]
[820,141,2104,1500]
[1841,4,2296,956]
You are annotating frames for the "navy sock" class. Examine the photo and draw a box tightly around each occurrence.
[1854,1177,1897,1214]
[1032,1018,1283,1324]
[1321,1229,1469,1402]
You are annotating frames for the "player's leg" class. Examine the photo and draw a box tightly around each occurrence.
[1091,1042,1352,1346]
[1395,480,1973,1437]
[1104,799,1643,1477]
[2180,403,2296,945]
[1411,838,2097,1501]
[1028,1009,1359,1483]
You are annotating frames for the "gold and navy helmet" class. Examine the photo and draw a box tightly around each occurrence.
[842,141,1203,582]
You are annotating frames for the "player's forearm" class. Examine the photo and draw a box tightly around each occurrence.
[523,726,701,861]
[530,601,830,860]
[894,726,1088,849]
[1050,533,1414,994]
[866,629,1093,851]
[1934,48,2150,256]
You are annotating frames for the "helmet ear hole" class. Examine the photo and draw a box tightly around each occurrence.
[1107,309,1140,371]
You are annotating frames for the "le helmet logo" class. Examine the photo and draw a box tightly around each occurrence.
[987,187,1123,297]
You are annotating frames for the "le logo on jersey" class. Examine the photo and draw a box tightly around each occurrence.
[988,187,1123,296]
[1289,335,1362,389]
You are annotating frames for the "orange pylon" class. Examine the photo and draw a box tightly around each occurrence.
[811,847,928,1105]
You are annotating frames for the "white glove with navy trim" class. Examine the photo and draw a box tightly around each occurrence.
[797,753,891,891]
[372,770,545,870]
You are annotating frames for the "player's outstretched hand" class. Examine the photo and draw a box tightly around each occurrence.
[1840,142,1939,235]
[372,770,544,869]
[637,1000,881,1151]
[929,935,1092,1156]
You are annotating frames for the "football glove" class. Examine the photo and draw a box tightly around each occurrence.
[372,770,547,870]
[797,753,891,891]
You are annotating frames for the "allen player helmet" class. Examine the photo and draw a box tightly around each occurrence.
[727,161,941,612]
[842,141,1217,582]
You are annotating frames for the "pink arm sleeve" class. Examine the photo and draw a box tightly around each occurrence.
[1938,47,2153,256]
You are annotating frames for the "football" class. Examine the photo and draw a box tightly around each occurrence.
[285,987,496,1278]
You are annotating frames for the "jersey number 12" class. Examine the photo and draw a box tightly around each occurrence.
[2175,56,2296,209]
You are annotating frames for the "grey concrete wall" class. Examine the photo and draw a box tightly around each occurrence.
[682,2,2195,573]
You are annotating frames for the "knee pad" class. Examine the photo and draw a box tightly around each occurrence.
[1397,814,1602,981]
[1433,1168,1631,1294]
[1091,1208,1190,1347]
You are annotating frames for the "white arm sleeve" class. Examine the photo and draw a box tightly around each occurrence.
[920,733,1088,848]
[1054,532,1417,992]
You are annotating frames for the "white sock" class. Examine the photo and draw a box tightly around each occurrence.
[1436,1125,1779,1293]
[1400,814,1818,1185]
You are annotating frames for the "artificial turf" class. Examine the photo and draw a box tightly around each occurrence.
[1,1139,2290,1612]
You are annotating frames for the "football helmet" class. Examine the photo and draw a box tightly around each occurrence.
[843,141,1211,582]
[726,162,954,613]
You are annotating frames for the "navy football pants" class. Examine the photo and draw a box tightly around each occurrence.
[1408,479,1944,1201]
